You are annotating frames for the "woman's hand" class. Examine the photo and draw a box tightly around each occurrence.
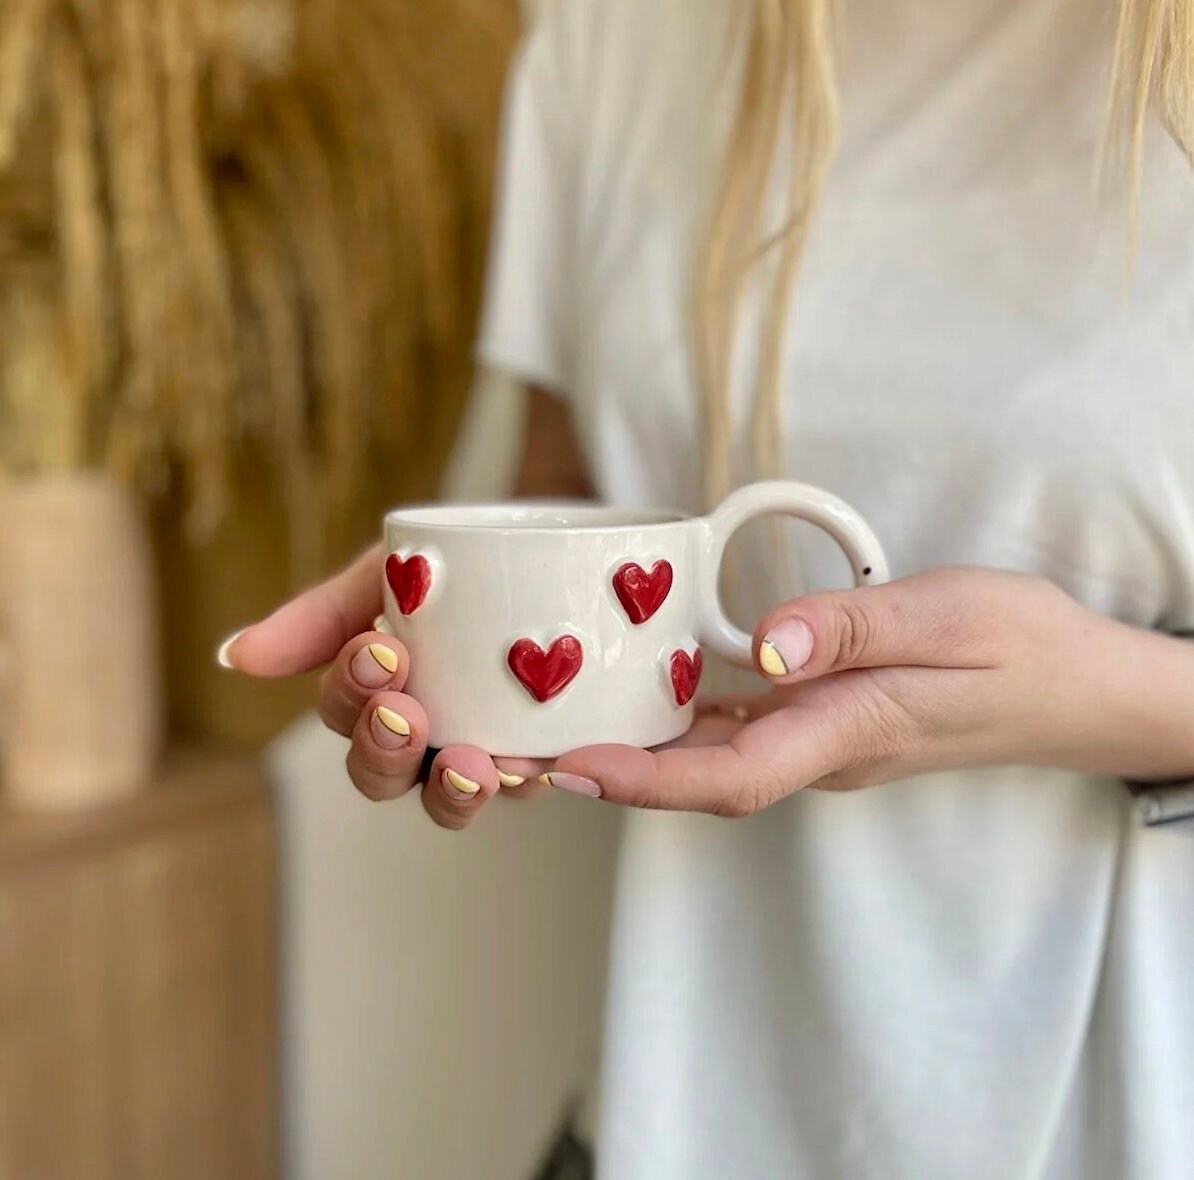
[222,386,591,829]
[220,544,544,829]
[539,567,1194,816]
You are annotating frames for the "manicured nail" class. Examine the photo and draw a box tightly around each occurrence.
[758,619,814,678]
[352,642,399,687]
[216,627,249,670]
[497,771,527,788]
[372,706,411,748]
[444,768,481,798]
[539,772,602,799]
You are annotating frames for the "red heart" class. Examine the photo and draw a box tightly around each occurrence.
[670,647,703,707]
[613,560,673,625]
[385,552,432,616]
[507,635,584,703]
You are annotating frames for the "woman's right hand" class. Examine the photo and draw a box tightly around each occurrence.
[219,543,541,828]
[221,386,592,828]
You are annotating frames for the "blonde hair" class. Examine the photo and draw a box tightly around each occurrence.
[695,0,1194,507]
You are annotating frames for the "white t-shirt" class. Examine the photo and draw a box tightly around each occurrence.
[478,1,1194,1177]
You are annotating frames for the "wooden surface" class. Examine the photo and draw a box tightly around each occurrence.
[0,752,278,1180]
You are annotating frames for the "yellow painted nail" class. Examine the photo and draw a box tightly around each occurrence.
[215,627,248,670]
[538,773,552,786]
[498,771,527,788]
[444,768,481,797]
[758,639,788,678]
[368,642,399,674]
[375,706,411,736]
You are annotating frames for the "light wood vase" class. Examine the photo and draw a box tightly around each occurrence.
[0,473,162,811]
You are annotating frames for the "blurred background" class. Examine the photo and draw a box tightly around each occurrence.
[0,0,620,1176]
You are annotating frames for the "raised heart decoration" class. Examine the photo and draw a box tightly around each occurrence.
[385,552,433,616]
[507,635,584,703]
[613,560,673,625]
[670,646,703,707]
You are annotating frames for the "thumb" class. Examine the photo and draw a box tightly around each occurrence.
[753,569,991,682]
[218,544,385,677]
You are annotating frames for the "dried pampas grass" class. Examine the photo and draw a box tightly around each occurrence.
[0,0,518,555]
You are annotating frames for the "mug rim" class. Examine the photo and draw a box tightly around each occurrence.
[384,499,693,535]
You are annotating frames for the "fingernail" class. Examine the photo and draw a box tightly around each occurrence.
[497,771,527,788]
[759,619,814,678]
[372,706,411,748]
[353,642,399,687]
[216,627,249,670]
[539,772,602,799]
[444,768,481,798]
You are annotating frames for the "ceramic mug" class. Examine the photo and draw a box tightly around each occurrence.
[381,481,888,757]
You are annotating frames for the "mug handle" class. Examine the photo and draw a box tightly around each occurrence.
[697,480,890,668]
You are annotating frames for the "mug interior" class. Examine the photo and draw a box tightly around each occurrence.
[385,500,690,534]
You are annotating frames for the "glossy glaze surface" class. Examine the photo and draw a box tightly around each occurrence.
[384,484,887,756]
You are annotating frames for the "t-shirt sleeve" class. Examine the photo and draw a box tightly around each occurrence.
[475,10,577,394]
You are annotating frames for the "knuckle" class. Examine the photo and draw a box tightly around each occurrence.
[833,599,877,668]
[621,783,660,811]
[426,802,470,831]
[712,768,785,819]
[867,694,915,760]
[813,768,849,791]
[827,677,919,779]
[711,786,757,819]
[346,755,390,803]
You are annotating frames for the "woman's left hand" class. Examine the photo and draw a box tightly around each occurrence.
[528,567,1194,816]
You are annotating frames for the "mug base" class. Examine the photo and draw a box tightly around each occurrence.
[427,711,693,760]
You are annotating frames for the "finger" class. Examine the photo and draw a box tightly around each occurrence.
[345,691,429,802]
[318,632,409,737]
[547,742,753,813]
[536,711,753,803]
[420,745,501,830]
[492,757,551,800]
[219,543,384,676]
[754,568,996,684]
[552,707,833,817]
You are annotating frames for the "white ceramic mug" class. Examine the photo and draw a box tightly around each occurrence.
[382,481,888,757]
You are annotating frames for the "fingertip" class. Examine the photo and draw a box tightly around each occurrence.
[371,703,413,745]
[438,745,499,797]
[755,617,815,681]
[555,743,647,779]
[444,768,483,798]
[421,746,499,829]
[344,691,428,802]
[215,627,250,671]
[549,743,653,799]
[493,757,549,790]
[492,758,549,799]
[347,634,409,691]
